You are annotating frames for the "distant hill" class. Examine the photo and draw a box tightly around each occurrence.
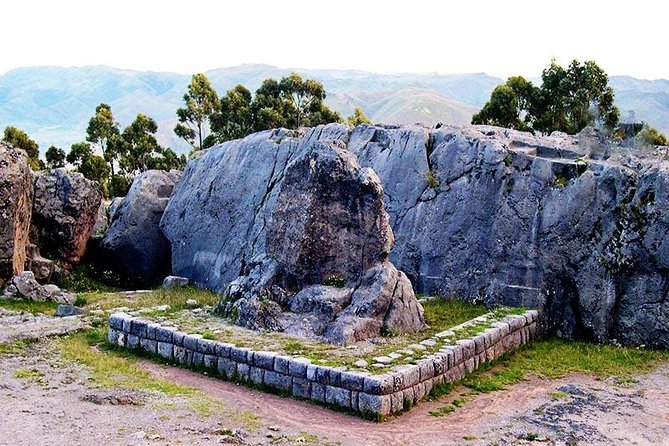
[0,64,667,155]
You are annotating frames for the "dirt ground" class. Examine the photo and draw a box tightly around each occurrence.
[1,334,668,446]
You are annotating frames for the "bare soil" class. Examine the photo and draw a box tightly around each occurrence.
[1,333,668,446]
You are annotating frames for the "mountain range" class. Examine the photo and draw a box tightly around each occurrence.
[0,64,667,155]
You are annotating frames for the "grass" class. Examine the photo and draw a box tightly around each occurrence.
[421,299,489,338]
[14,368,45,381]
[56,325,261,426]
[0,339,35,356]
[428,337,669,404]
[425,170,441,188]
[78,286,220,314]
[0,299,59,315]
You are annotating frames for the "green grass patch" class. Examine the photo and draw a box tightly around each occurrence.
[14,368,45,380]
[549,390,569,400]
[0,299,59,315]
[421,299,489,338]
[429,337,669,401]
[428,405,456,417]
[79,286,220,313]
[0,339,35,356]
[61,261,126,293]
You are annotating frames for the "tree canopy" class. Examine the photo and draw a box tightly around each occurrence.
[45,146,66,169]
[472,59,620,135]
[174,73,220,151]
[347,107,373,127]
[2,126,44,170]
[208,72,341,146]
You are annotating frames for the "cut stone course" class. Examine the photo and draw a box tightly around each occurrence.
[109,307,540,417]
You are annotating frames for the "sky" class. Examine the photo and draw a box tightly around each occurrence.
[1,0,667,79]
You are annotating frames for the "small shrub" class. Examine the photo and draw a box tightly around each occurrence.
[322,274,345,288]
[74,295,88,307]
[425,170,440,188]
[504,153,513,167]
[554,174,568,187]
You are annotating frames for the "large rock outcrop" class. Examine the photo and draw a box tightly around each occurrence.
[0,143,33,284]
[101,170,180,283]
[163,123,669,348]
[213,142,425,344]
[31,169,102,267]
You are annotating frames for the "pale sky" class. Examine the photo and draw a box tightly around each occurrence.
[2,0,667,79]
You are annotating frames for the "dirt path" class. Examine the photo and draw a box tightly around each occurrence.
[1,333,668,446]
[144,360,669,445]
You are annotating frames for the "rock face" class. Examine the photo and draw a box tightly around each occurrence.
[221,142,425,344]
[2,271,74,304]
[31,168,102,267]
[163,123,669,349]
[0,143,33,284]
[165,135,425,344]
[101,170,180,283]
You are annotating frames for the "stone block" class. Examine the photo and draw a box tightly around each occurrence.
[108,313,127,330]
[217,357,236,379]
[473,334,486,354]
[129,319,147,338]
[402,387,415,407]
[456,339,475,360]
[363,374,394,395]
[328,368,342,387]
[157,342,173,360]
[140,338,157,354]
[292,377,311,399]
[325,385,351,408]
[145,322,160,340]
[173,346,190,364]
[464,356,476,373]
[311,382,326,402]
[288,357,311,378]
[155,326,173,343]
[122,317,132,333]
[183,334,202,351]
[126,334,140,349]
[203,354,217,369]
[273,356,291,374]
[192,352,205,368]
[236,363,250,382]
[390,391,404,414]
[340,371,367,391]
[491,321,510,337]
[417,358,434,381]
[351,390,359,412]
[306,364,329,384]
[252,351,276,370]
[230,346,250,364]
[250,366,264,385]
[172,331,186,347]
[197,338,217,355]
[264,371,292,392]
[413,382,426,402]
[215,342,232,358]
[396,364,420,388]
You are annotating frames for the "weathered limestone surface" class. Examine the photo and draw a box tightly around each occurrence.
[31,168,102,267]
[162,124,669,348]
[101,170,180,283]
[0,143,33,284]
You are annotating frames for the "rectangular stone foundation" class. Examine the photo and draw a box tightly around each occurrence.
[108,309,541,418]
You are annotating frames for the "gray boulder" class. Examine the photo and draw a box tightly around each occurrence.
[107,196,124,223]
[101,170,180,283]
[0,143,33,284]
[213,140,425,344]
[91,199,108,236]
[162,275,189,288]
[31,168,102,267]
[2,271,74,304]
[162,123,669,348]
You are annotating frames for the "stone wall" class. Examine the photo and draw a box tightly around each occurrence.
[108,309,540,417]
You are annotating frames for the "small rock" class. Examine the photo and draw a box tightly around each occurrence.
[353,359,369,368]
[420,339,437,347]
[372,356,393,364]
[388,352,402,359]
[153,304,171,312]
[162,275,189,289]
[56,305,87,317]
[186,299,199,308]
[268,426,280,432]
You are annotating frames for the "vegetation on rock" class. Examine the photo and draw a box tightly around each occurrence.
[473,59,620,134]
